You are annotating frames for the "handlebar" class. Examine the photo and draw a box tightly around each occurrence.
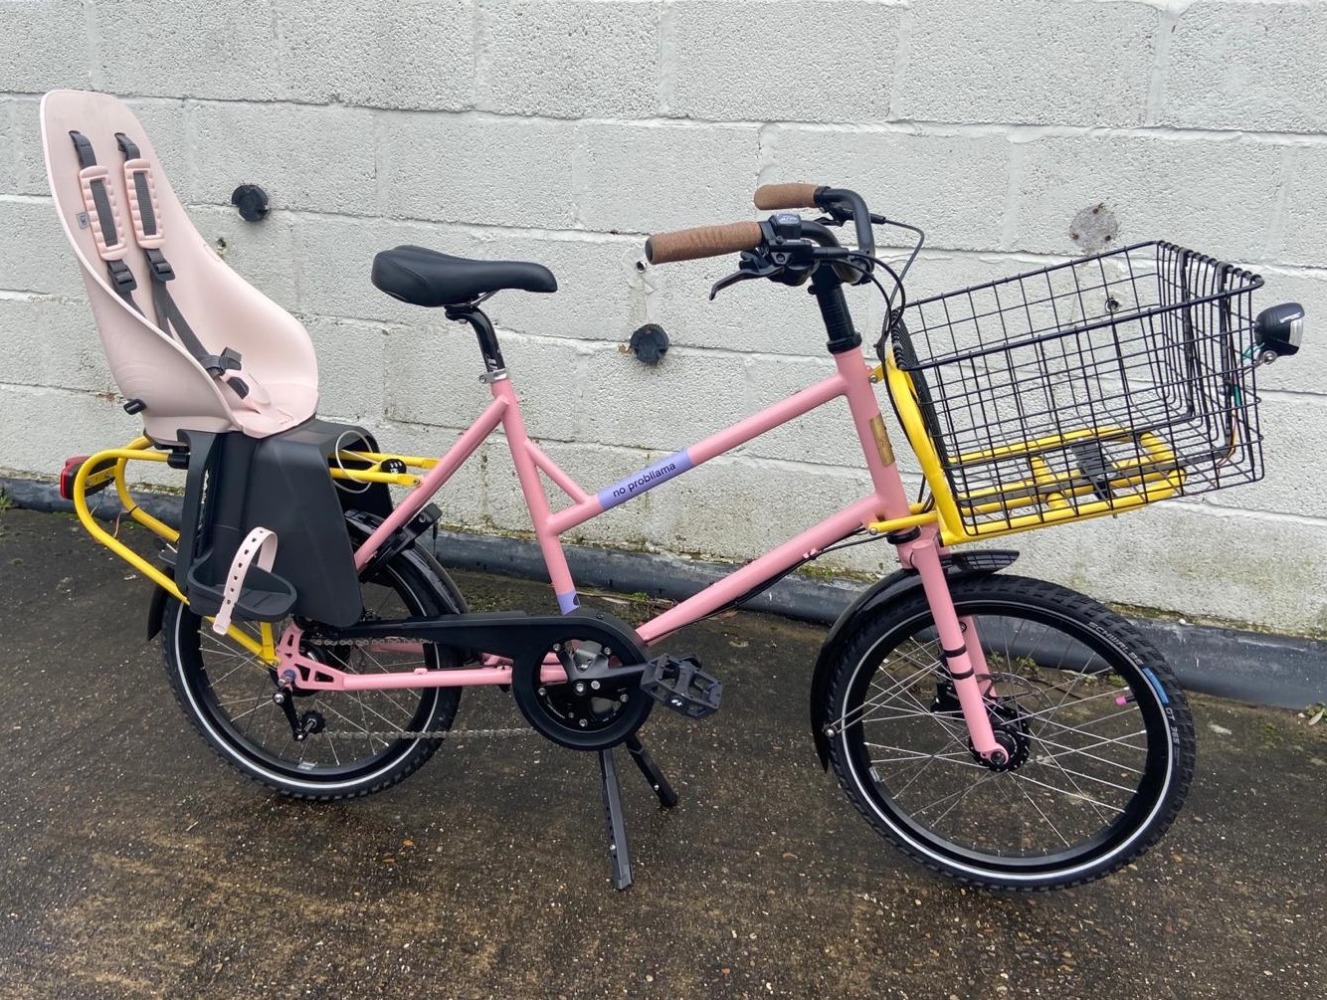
[754,183,824,210]
[644,221,764,265]
[644,184,878,272]
[758,184,876,257]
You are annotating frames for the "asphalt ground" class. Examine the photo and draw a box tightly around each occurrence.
[0,507,1323,1000]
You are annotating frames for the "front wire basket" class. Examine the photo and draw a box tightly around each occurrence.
[888,241,1265,539]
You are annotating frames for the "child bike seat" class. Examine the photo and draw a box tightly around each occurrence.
[372,244,557,308]
[41,90,318,445]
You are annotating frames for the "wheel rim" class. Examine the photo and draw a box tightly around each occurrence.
[171,568,446,788]
[836,602,1175,879]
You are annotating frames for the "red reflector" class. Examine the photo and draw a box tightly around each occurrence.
[59,455,89,501]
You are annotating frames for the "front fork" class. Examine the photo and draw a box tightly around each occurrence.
[898,533,1005,762]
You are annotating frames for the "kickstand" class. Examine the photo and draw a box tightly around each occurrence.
[598,748,633,890]
[625,735,679,808]
[598,736,680,890]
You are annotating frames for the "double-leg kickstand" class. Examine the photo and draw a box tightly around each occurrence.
[598,734,679,890]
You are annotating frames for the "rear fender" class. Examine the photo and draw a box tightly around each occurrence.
[147,582,169,640]
[809,550,1019,767]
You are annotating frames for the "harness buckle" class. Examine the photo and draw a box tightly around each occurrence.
[106,258,137,292]
[200,347,243,378]
[145,248,174,281]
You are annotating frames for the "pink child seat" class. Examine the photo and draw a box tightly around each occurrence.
[40,90,318,444]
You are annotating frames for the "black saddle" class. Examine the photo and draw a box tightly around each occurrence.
[371,245,557,308]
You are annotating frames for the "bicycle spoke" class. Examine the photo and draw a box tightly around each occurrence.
[831,583,1191,880]
[1008,771,1073,848]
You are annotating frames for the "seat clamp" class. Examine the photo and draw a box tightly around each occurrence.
[478,368,509,384]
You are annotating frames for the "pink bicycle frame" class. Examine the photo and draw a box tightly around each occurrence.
[280,341,1004,758]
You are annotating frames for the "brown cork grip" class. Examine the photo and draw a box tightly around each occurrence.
[644,221,763,264]
[754,183,823,210]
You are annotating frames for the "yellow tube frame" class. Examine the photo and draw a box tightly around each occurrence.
[879,356,1186,544]
[71,439,459,660]
[68,439,442,663]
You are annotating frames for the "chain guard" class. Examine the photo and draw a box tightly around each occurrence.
[316,607,656,751]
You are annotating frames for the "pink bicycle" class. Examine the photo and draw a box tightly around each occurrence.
[48,92,1304,891]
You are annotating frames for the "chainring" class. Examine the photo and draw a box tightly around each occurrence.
[510,636,653,751]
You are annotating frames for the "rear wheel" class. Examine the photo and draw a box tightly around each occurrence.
[822,575,1194,890]
[162,549,464,800]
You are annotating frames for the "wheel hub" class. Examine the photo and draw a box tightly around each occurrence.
[932,682,1031,772]
[969,702,1031,772]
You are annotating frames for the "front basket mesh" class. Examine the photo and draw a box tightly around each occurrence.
[892,242,1265,536]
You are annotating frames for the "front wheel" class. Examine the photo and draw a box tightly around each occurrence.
[821,574,1195,890]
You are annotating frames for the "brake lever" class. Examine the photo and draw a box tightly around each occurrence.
[708,251,783,300]
[815,211,890,228]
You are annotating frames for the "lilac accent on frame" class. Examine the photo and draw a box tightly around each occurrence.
[596,449,694,511]
[557,590,580,614]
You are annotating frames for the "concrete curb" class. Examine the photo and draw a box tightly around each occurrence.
[4,475,1321,710]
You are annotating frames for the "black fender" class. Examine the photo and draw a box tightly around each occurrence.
[147,581,170,640]
[346,513,469,615]
[145,511,467,640]
[809,549,1020,768]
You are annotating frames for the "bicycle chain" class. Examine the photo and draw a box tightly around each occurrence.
[323,728,538,740]
[299,635,540,742]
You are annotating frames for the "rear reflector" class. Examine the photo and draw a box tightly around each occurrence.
[59,455,116,500]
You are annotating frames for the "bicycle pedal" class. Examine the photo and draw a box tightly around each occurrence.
[640,654,722,719]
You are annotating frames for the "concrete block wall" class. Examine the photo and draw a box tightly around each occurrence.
[2,0,1326,633]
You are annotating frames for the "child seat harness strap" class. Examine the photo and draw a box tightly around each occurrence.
[68,130,268,410]
[68,130,140,312]
[112,132,256,403]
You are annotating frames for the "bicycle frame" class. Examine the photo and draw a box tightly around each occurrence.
[355,349,920,637]
[325,334,1001,756]
[71,317,1006,760]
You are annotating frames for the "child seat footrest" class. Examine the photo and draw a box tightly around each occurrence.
[185,527,297,632]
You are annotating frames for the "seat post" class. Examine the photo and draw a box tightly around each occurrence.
[445,305,506,374]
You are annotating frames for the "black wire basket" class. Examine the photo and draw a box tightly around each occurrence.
[890,241,1265,537]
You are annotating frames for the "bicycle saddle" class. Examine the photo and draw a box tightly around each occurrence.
[372,245,557,307]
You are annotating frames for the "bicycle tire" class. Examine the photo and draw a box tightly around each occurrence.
[821,574,1195,890]
[161,544,464,801]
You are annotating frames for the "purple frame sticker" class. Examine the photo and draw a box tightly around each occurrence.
[596,449,694,511]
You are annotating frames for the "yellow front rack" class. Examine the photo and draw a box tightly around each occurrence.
[879,358,1186,545]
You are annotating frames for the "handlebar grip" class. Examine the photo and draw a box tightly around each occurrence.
[644,221,763,265]
[754,183,823,210]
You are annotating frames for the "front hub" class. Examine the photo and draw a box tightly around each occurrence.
[969,703,1031,772]
[933,682,1031,772]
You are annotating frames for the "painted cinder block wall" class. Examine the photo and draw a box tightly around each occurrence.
[1,0,1325,633]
